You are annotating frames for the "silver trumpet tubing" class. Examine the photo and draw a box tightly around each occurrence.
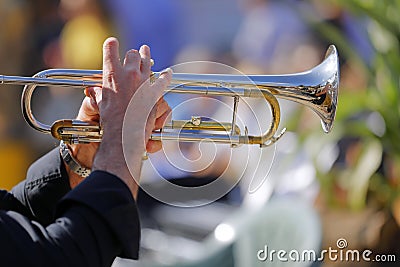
[0,45,339,146]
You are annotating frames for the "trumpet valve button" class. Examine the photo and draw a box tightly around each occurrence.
[191,116,202,126]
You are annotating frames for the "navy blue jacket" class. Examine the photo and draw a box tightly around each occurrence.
[0,148,140,267]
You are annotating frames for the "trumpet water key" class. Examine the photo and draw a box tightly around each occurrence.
[0,45,339,146]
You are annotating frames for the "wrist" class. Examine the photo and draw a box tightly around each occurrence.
[92,138,143,198]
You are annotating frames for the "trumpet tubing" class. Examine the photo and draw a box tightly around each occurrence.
[0,45,339,146]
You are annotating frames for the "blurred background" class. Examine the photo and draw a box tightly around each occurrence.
[0,0,399,266]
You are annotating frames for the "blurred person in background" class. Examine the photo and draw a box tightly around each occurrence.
[0,0,66,189]
[104,0,183,71]
[0,0,40,190]
[233,0,322,74]
[57,0,113,69]
[29,0,114,155]
[0,37,172,266]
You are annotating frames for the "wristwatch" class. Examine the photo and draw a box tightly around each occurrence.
[59,141,91,178]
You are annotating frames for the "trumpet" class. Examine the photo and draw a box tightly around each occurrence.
[1,45,339,147]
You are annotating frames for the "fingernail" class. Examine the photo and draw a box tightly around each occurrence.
[127,49,138,56]
[161,68,172,75]
[140,45,150,53]
[84,87,95,98]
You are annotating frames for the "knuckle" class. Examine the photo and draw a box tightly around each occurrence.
[129,69,141,80]
[127,49,140,60]
[104,70,116,84]
[156,76,168,87]
[142,59,151,70]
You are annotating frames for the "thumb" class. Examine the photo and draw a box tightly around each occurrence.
[84,87,102,108]
[77,87,102,121]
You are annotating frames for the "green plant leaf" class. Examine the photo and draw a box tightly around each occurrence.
[348,139,383,210]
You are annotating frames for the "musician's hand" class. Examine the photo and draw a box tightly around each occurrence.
[65,42,171,189]
[91,37,172,197]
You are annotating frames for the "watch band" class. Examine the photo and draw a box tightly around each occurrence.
[60,141,91,178]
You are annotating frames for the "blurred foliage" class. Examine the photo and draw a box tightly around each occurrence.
[303,0,400,211]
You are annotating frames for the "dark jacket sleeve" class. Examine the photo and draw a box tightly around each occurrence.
[0,189,32,218]
[0,171,140,267]
[11,147,71,226]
